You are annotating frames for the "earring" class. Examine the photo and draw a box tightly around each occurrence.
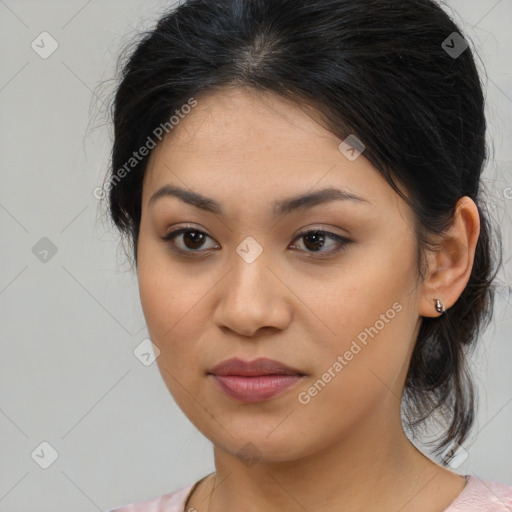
[435,298,445,314]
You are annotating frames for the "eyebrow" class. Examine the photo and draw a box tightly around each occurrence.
[148,184,371,217]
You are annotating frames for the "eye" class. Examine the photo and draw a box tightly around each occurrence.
[161,225,219,254]
[161,226,351,257]
[289,229,351,256]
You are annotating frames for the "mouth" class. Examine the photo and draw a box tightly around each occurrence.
[207,357,306,403]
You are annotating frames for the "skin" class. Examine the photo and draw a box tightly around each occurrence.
[136,86,480,512]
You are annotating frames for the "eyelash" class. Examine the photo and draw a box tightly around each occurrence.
[161,224,352,258]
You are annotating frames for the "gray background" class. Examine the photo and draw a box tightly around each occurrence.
[0,1,511,511]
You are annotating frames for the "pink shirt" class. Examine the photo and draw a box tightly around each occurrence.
[109,474,512,511]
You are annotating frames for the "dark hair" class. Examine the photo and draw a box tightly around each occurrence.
[103,0,502,460]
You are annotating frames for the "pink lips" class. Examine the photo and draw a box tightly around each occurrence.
[208,357,305,403]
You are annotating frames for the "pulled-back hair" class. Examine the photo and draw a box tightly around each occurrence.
[104,0,502,459]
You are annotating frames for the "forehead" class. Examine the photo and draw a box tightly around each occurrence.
[151,87,337,160]
[142,87,406,217]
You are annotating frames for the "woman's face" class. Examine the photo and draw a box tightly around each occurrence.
[137,87,426,462]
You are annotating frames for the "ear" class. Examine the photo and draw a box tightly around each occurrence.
[418,196,480,318]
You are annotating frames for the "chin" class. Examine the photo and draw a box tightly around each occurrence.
[221,437,308,465]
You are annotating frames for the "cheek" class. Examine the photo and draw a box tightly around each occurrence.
[138,277,197,361]
[137,244,200,371]
[294,243,419,396]
[289,303,416,451]
[137,231,188,334]
[138,264,207,417]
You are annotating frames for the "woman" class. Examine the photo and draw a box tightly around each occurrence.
[106,0,512,510]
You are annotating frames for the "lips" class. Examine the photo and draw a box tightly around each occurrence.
[208,357,305,403]
[210,357,305,377]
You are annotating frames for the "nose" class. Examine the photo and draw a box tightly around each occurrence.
[212,247,293,338]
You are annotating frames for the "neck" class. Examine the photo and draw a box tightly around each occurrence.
[204,398,445,512]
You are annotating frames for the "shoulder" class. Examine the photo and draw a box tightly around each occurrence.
[445,475,512,511]
[108,482,196,512]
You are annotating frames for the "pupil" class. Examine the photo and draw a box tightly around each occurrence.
[304,232,324,251]
[184,231,204,249]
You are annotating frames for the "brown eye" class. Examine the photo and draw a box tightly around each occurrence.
[181,230,207,250]
[161,226,219,253]
[161,226,351,258]
[289,230,351,256]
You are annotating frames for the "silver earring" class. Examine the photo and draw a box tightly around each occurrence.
[435,298,445,314]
